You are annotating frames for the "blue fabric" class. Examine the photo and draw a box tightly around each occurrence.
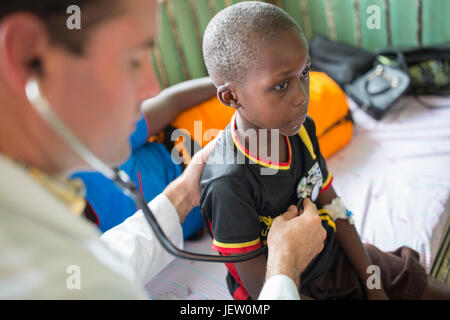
[129,112,151,150]
[71,115,204,239]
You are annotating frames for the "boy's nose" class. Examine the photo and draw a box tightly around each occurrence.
[293,78,308,107]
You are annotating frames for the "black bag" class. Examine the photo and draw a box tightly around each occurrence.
[310,35,375,87]
[310,37,450,120]
[310,36,410,120]
[345,63,410,120]
[380,44,450,96]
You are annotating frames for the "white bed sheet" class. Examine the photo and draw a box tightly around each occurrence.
[329,96,450,272]
[146,95,450,300]
[145,235,232,300]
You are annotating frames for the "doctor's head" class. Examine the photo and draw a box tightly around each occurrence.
[0,0,159,175]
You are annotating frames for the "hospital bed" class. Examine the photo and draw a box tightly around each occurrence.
[145,95,450,299]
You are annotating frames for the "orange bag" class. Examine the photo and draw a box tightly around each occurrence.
[166,71,352,161]
[307,72,353,159]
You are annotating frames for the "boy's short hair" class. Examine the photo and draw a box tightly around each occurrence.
[202,1,303,86]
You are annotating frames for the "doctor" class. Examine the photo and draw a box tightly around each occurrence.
[0,0,325,299]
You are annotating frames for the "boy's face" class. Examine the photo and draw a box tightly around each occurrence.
[233,28,310,137]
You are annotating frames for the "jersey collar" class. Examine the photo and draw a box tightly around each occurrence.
[231,112,292,170]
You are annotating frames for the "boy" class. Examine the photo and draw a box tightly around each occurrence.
[200,2,450,300]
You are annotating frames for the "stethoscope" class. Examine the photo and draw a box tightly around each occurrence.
[24,77,268,263]
[25,77,322,263]
[296,176,321,210]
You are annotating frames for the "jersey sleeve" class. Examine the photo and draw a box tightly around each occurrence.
[201,177,261,254]
[303,117,333,193]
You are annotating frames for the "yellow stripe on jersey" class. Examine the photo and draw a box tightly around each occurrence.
[322,171,333,190]
[232,134,292,170]
[231,112,292,170]
[212,238,261,249]
[297,126,317,160]
[318,209,336,232]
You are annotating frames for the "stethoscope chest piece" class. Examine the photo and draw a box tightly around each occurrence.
[310,182,320,202]
[296,161,323,209]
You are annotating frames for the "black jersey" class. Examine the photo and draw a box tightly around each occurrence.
[200,112,339,299]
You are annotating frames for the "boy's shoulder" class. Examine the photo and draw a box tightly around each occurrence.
[291,115,320,153]
[302,115,318,137]
[200,124,248,188]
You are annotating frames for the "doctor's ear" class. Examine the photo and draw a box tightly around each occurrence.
[217,83,241,109]
[0,13,48,96]
[28,58,43,75]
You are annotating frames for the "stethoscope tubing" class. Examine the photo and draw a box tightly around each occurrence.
[25,77,267,264]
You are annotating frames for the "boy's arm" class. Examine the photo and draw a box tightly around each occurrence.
[232,253,267,299]
[141,77,216,136]
[317,187,389,299]
[304,117,387,299]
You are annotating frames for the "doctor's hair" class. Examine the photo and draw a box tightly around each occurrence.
[0,0,121,55]
[202,1,304,87]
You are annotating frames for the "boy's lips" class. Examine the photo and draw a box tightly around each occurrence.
[283,115,306,135]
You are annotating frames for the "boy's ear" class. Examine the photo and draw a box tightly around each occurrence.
[217,83,240,109]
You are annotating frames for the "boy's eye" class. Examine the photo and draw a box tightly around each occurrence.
[302,66,311,79]
[274,80,289,91]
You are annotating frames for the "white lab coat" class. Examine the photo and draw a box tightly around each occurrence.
[0,154,146,298]
[0,154,299,299]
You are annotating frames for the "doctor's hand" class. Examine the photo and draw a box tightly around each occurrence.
[163,131,222,223]
[265,199,326,289]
